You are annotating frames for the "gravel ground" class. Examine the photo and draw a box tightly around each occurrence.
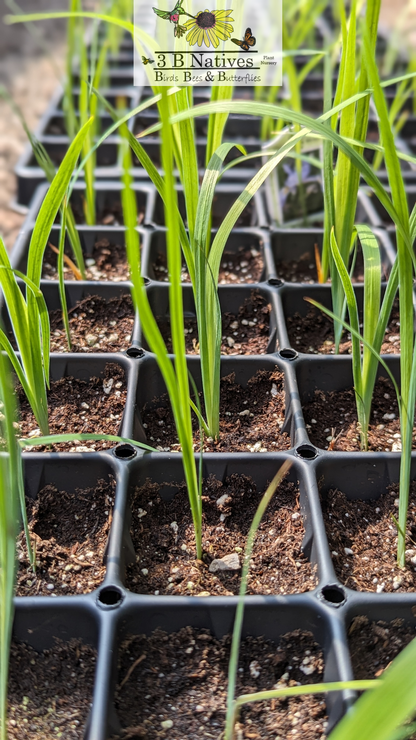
[0,1,68,251]
[0,0,414,253]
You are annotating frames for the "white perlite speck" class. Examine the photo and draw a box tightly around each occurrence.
[161,720,173,730]
[249,661,261,678]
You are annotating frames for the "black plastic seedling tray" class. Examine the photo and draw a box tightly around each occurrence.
[14,87,142,207]
[263,186,383,231]
[132,98,263,139]
[13,445,416,739]
[150,181,267,228]
[7,105,416,738]
[15,80,279,208]
[13,180,155,233]
[357,184,416,230]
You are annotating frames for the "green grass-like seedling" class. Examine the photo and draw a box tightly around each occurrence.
[0,118,93,435]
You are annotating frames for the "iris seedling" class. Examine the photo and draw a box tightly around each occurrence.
[119,89,203,559]
[321,0,382,351]
[0,118,93,435]
[362,25,416,568]
[307,224,399,451]
[0,355,25,740]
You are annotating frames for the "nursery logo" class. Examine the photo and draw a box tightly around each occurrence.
[134,0,282,86]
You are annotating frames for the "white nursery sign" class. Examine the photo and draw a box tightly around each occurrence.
[134,0,282,86]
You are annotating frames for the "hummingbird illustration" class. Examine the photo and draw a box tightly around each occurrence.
[152,0,194,38]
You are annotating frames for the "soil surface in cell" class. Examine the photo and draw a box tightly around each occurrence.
[152,245,264,284]
[8,639,96,740]
[114,627,327,740]
[42,239,130,281]
[158,292,272,355]
[16,478,114,596]
[49,295,134,353]
[276,248,383,284]
[302,377,409,452]
[286,301,400,355]
[126,474,316,596]
[322,482,416,592]
[71,199,145,227]
[17,363,127,452]
[348,616,416,679]
[141,368,291,452]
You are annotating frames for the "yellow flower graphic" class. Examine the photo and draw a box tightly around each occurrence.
[184,8,234,48]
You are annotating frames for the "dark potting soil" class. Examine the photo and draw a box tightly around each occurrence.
[276,249,382,285]
[45,118,67,135]
[321,483,416,593]
[42,239,130,282]
[125,474,316,596]
[113,627,327,740]
[286,302,400,355]
[348,616,416,678]
[158,292,272,356]
[49,295,135,353]
[152,245,264,284]
[17,363,127,452]
[7,639,96,740]
[277,256,322,284]
[16,478,114,596]
[217,245,264,283]
[71,200,145,227]
[302,377,409,452]
[142,369,291,453]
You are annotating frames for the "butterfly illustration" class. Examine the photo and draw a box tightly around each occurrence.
[231,27,256,52]
[142,56,155,65]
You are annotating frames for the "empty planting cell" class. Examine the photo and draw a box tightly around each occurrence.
[17,457,117,597]
[114,628,327,739]
[348,614,416,678]
[8,638,97,739]
[317,457,416,592]
[17,474,115,596]
[112,601,336,740]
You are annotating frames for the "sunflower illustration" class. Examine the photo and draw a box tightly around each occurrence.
[184,8,234,48]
